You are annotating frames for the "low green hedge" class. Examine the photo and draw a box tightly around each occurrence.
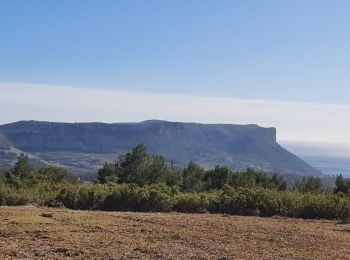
[1,182,350,219]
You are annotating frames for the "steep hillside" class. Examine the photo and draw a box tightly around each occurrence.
[0,120,320,176]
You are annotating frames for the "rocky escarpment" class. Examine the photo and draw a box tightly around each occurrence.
[0,120,320,176]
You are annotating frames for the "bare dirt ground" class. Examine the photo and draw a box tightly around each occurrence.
[0,206,349,259]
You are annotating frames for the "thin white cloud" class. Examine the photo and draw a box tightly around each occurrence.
[1,82,350,143]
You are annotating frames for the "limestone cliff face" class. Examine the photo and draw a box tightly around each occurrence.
[0,120,320,176]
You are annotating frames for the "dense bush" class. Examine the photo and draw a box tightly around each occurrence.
[53,183,113,209]
[102,184,176,212]
[173,192,217,213]
[0,181,62,206]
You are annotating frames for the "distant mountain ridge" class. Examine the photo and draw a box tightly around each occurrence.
[0,120,321,177]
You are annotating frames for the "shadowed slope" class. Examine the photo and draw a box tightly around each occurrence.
[0,120,320,176]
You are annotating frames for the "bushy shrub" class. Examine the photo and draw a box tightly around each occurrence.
[102,183,175,212]
[54,183,113,210]
[0,181,60,206]
[214,186,280,216]
[173,193,216,213]
[207,185,350,219]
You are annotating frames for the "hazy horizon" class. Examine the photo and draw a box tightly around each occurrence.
[2,82,350,144]
[2,1,350,144]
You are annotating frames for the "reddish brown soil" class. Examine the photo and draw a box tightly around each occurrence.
[0,206,349,259]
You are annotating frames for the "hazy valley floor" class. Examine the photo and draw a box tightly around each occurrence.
[0,206,349,259]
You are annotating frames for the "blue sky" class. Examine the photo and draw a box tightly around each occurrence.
[1,1,350,143]
[1,0,350,103]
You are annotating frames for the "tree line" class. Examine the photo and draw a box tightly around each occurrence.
[96,144,288,191]
[1,144,350,219]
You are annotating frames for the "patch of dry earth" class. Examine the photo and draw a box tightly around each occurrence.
[0,206,349,259]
